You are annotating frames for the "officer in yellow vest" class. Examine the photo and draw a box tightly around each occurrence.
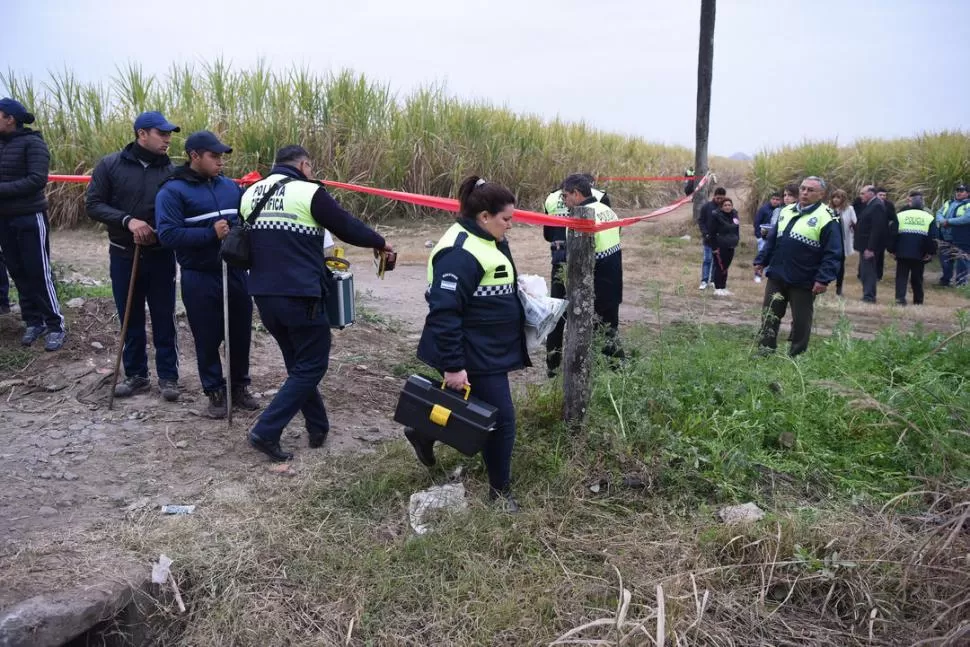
[242,146,394,461]
[560,173,625,362]
[409,176,529,512]
[753,176,842,356]
[543,173,612,376]
[889,191,938,305]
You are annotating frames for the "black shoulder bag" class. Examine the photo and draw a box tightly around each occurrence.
[221,177,296,269]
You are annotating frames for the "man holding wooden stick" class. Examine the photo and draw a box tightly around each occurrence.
[86,111,181,402]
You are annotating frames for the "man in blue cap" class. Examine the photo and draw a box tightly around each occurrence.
[156,131,259,418]
[87,111,182,401]
[0,97,66,350]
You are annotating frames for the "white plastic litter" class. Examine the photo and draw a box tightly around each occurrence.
[408,483,468,535]
[517,274,568,352]
[152,553,186,612]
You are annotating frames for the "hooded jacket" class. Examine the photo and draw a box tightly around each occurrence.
[155,165,242,272]
[0,127,49,217]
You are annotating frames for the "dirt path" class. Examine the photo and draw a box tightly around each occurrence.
[1,199,966,609]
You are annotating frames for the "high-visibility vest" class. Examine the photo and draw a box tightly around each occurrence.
[427,222,516,297]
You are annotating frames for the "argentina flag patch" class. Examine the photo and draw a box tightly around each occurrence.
[440,272,458,291]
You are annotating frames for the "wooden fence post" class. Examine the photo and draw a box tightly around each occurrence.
[562,205,596,429]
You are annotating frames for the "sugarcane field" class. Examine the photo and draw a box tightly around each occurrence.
[1,2,968,646]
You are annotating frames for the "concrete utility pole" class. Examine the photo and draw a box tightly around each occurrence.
[692,0,716,223]
[562,205,596,429]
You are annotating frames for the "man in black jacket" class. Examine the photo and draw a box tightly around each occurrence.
[86,112,182,401]
[0,98,65,351]
[854,185,888,303]
[876,187,896,280]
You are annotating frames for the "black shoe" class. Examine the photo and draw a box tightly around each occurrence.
[158,379,180,402]
[231,386,260,411]
[404,427,436,467]
[21,325,47,347]
[205,390,228,419]
[248,433,293,462]
[488,487,521,513]
[895,300,907,306]
[308,430,329,448]
[114,375,150,398]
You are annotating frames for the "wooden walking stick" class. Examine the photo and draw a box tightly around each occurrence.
[108,245,142,410]
[222,259,233,428]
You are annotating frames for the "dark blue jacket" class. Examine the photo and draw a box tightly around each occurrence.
[156,165,243,272]
[754,201,842,288]
[945,200,970,247]
[417,218,530,375]
[0,127,49,218]
[86,142,174,257]
[248,164,385,298]
[754,202,774,238]
[889,209,939,260]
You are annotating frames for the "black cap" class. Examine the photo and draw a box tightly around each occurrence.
[184,130,232,154]
[955,184,969,193]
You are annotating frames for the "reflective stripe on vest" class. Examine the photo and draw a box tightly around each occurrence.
[896,209,935,235]
[775,203,836,248]
[591,201,621,255]
[543,188,606,216]
[427,222,515,297]
[240,174,323,237]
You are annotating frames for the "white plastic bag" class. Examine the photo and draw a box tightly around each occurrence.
[517,275,568,351]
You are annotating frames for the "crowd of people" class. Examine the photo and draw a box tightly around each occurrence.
[1,93,967,510]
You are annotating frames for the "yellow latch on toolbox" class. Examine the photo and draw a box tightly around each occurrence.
[429,404,452,426]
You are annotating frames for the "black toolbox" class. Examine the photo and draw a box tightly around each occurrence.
[393,375,497,456]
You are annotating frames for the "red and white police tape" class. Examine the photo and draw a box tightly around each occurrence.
[46,172,710,234]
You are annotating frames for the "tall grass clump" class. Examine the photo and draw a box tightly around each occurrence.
[747,133,970,215]
[1,63,743,227]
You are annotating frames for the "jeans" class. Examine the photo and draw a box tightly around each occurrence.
[700,245,713,283]
[251,296,331,444]
[109,251,178,381]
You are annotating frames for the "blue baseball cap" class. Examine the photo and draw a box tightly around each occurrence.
[0,98,35,124]
[133,111,180,134]
[184,130,232,154]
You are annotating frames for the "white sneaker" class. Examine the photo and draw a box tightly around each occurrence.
[714,289,732,296]
[754,275,762,283]
[699,281,708,290]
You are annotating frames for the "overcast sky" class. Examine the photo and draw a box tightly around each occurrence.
[4,0,967,156]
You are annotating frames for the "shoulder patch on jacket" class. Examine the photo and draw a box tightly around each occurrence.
[439,272,458,291]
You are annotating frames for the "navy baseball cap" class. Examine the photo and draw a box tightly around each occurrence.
[955,184,969,193]
[0,98,35,124]
[133,111,180,134]
[184,130,232,154]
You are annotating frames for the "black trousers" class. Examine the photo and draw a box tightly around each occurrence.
[0,212,64,331]
[545,261,567,372]
[835,253,846,296]
[758,277,816,356]
[712,247,735,289]
[859,255,879,302]
[894,258,926,305]
[251,296,331,444]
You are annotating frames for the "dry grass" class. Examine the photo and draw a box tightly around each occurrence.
[44,443,956,647]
